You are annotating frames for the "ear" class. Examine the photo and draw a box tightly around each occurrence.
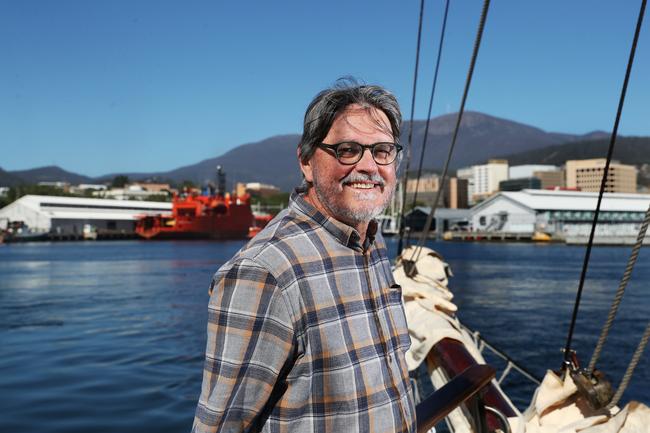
[298,148,314,183]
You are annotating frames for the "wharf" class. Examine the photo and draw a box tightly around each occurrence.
[3,230,138,243]
[48,232,138,241]
[565,235,650,246]
[443,231,554,242]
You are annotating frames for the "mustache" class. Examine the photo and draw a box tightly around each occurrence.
[341,172,386,187]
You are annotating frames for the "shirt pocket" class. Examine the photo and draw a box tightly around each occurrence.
[387,284,412,353]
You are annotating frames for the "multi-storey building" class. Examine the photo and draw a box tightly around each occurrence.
[456,167,475,204]
[509,164,559,179]
[565,159,637,193]
[405,173,439,195]
[472,159,509,202]
[404,174,467,208]
[508,164,565,189]
[534,170,565,189]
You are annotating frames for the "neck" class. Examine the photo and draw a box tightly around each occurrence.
[303,189,369,243]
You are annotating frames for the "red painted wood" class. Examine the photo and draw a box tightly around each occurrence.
[427,338,517,431]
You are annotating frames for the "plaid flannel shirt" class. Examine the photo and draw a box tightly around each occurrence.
[193,192,415,433]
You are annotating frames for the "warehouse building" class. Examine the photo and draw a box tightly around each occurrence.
[470,189,649,243]
[404,207,471,237]
[0,195,171,236]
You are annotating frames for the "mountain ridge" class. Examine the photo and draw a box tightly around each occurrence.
[2,112,646,191]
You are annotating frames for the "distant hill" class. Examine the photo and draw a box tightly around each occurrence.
[9,166,94,185]
[499,136,650,166]
[400,112,609,172]
[121,112,612,191]
[4,112,645,192]
[0,167,26,187]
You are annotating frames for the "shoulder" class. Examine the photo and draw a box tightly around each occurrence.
[227,208,327,283]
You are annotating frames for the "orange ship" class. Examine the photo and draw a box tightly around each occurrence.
[136,167,256,240]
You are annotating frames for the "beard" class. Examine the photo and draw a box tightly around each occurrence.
[311,169,395,227]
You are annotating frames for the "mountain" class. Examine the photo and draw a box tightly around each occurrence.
[165,134,303,190]
[9,166,94,185]
[4,112,646,192]
[400,112,610,172]
[498,136,650,166]
[0,167,26,187]
[93,134,304,191]
[147,112,611,191]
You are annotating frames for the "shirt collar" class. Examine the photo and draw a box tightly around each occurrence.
[289,189,377,251]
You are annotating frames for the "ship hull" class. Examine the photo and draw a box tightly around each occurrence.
[135,199,254,241]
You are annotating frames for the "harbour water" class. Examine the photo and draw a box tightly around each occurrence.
[1,239,648,432]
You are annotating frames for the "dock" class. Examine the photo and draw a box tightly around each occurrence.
[443,231,553,242]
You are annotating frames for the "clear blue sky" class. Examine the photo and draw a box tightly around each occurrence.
[1,0,648,176]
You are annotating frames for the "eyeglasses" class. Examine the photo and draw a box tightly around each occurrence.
[318,141,402,165]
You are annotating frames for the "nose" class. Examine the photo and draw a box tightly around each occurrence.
[354,147,379,173]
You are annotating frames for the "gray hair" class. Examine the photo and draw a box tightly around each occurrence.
[298,79,402,164]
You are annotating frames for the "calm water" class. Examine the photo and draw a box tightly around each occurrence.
[1,239,648,432]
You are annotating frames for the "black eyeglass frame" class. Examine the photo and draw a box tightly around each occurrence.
[318,141,403,166]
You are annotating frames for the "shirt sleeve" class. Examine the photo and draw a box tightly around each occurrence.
[192,258,295,433]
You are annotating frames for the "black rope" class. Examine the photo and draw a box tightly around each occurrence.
[411,0,491,262]
[410,0,451,211]
[397,0,426,257]
[562,0,647,370]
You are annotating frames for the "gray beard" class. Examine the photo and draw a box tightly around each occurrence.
[312,173,394,226]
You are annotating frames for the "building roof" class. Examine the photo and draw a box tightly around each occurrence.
[475,189,650,213]
[406,206,472,218]
[0,195,171,221]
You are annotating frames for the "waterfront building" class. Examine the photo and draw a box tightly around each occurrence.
[130,182,172,193]
[499,177,541,191]
[509,164,559,179]
[0,195,171,235]
[96,184,170,200]
[459,159,509,204]
[509,164,564,189]
[404,206,471,235]
[406,173,439,195]
[535,170,565,189]
[456,167,475,205]
[444,177,469,209]
[237,182,281,198]
[565,158,637,193]
[470,189,650,242]
[404,174,468,209]
[75,184,108,191]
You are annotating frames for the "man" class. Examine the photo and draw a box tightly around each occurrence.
[193,82,416,433]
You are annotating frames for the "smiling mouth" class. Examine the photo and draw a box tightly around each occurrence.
[345,182,380,190]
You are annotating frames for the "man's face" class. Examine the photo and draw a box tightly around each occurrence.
[300,104,398,229]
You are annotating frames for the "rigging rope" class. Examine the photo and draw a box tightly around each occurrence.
[409,0,491,265]
[463,324,542,385]
[410,0,451,211]
[397,0,426,256]
[607,322,650,409]
[588,200,650,373]
[562,0,647,370]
